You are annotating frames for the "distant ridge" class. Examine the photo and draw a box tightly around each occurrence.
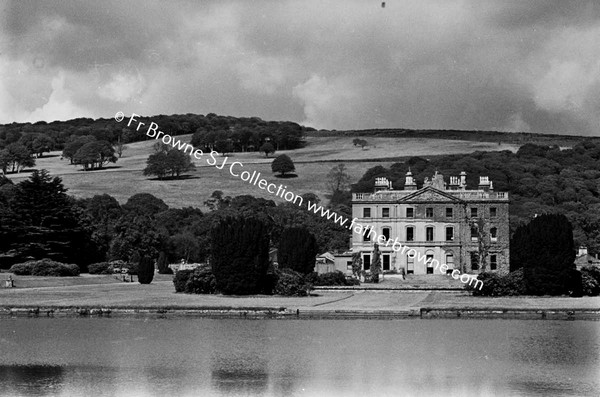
[309,128,596,145]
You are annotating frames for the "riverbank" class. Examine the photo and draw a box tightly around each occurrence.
[1,276,599,320]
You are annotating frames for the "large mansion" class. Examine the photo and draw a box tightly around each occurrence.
[332,171,509,276]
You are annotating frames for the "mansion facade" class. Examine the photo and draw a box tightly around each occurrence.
[335,171,509,276]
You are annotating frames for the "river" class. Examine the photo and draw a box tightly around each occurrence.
[0,318,598,396]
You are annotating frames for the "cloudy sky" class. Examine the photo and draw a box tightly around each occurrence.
[1,0,599,135]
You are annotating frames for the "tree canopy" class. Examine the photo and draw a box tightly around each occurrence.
[271,154,295,176]
[143,143,196,179]
[73,140,117,170]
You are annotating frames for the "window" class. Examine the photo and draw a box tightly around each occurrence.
[346,261,353,270]
[470,252,479,271]
[446,227,454,241]
[406,207,414,218]
[490,227,498,242]
[426,207,433,218]
[363,254,371,270]
[363,227,372,242]
[470,207,478,217]
[426,254,434,274]
[406,227,414,241]
[471,227,478,241]
[407,254,414,274]
[383,254,390,271]
[490,254,497,270]
[363,207,371,218]
[426,227,434,242]
[446,207,453,218]
[445,253,454,272]
[490,207,497,217]
[382,227,390,241]
[382,207,390,218]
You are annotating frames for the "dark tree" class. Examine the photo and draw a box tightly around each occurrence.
[211,216,270,295]
[82,194,123,261]
[0,149,10,175]
[510,213,576,295]
[271,154,295,176]
[156,251,170,274]
[277,227,318,274]
[108,215,164,261]
[4,143,35,173]
[166,148,196,177]
[143,144,195,179]
[137,255,155,284]
[8,170,92,266]
[204,190,231,211]
[122,193,168,216]
[73,140,117,170]
[32,135,55,157]
[371,243,381,283]
[62,136,95,164]
[260,142,275,157]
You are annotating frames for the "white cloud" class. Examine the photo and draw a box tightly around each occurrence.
[98,72,146,103]
[27,73,91,122]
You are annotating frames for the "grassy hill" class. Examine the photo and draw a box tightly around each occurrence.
[316,128,595,146]
[5,135,524,209]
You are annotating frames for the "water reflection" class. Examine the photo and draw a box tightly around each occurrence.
[0,318,597,397]
[211,356,270,395]
[0,364,64,396]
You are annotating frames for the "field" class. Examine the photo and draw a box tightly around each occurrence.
[0,275,598,312]
[6,135,521,209]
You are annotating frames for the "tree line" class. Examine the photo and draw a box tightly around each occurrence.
[0,113,311,175]
[0,170,350,272]
[351,140,600,255]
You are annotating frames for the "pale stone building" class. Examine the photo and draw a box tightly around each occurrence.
[348,171,509,275]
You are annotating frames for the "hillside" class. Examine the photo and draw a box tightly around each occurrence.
[5,135,522,209]
[315,128,594,146]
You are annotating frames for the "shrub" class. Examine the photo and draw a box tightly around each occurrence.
[305,271,359,286]
[173,269,194,293]
[29,259,80,277]
[9,262,34,275]
[137,256,154,284]
[10,259,79,277]
[172,265,216,294]
[186,265,216,294]
[469,269,526,296]
[273,268,312,296]
[581,266,600,285]
[88,262,111,274]
[581,271,600,296]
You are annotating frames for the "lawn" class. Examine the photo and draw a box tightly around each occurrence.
[5,135,521,209]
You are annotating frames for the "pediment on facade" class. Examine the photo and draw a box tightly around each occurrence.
[397,186,464,203]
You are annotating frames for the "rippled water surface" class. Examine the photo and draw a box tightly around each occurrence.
[0,318,598,396]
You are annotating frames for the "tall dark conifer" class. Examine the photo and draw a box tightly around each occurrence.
[211,216,270,295]
[278,227,318,274]
[510,213,576,295]
[8,170,91,267]
[138,255,155,284]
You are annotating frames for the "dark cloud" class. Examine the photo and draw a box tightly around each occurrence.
[1,0,599,135]
[486,0,600,29]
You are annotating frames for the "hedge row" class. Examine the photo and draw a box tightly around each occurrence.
[9,259,80,277]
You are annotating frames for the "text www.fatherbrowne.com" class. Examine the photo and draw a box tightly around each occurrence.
[119,112,483,290]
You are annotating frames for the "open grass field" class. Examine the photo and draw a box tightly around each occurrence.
[5,135,521,209]
[0,276,598,312]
